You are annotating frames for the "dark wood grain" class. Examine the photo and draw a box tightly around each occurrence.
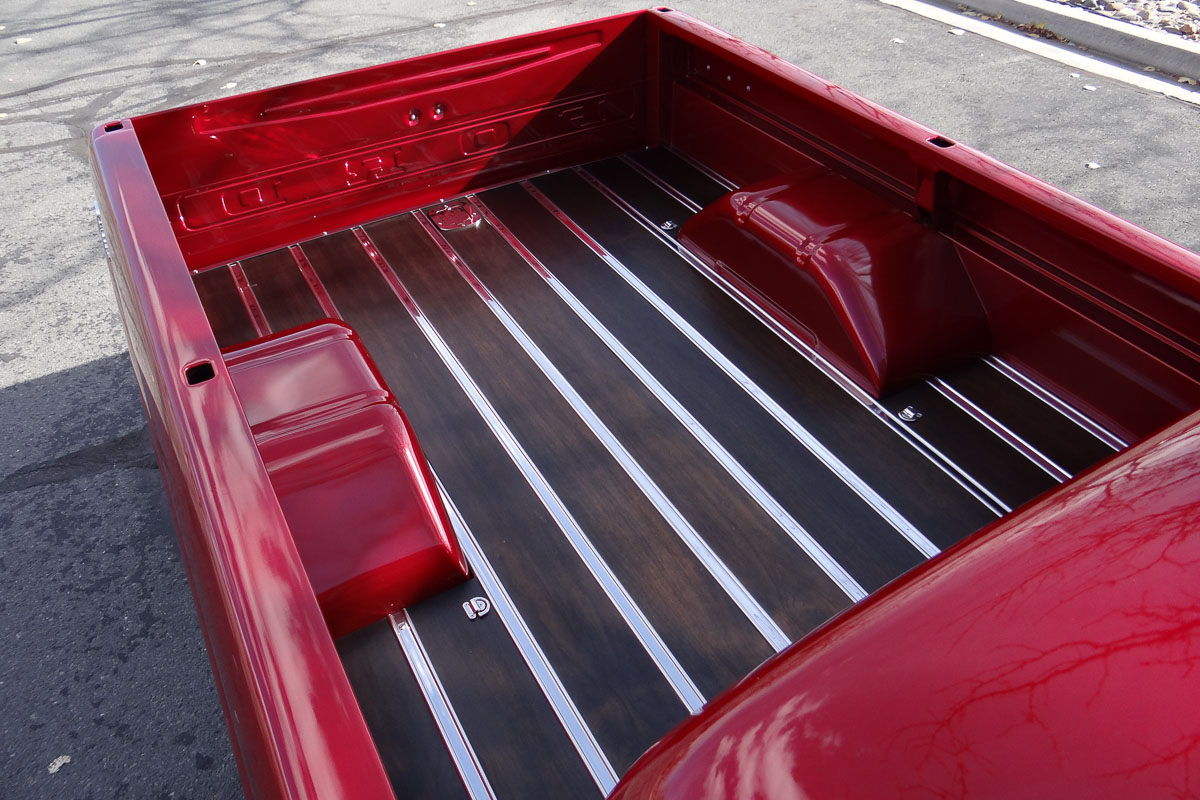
[297,229,688,773]
[583,159,1080,511]
[593,156,1115,495]
[361,215,776,697]
[629,148,730,208]
[941,359,1118,475]
[336,619,470,800]
[239,249,326,333]
[440,210,859,624]
[882,381,1063,510]
[192,266,257,349]
[498,176,933,577]
[259,154,1109,793]
[583,159,688,241]
[532,167,997,551]
[408,580,602,800]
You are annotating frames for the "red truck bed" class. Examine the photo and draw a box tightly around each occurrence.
[90,9,1200,799]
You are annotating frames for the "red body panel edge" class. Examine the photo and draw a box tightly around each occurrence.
[225,322,472,638]
[90,124,393,800]
[610,408,1200,799]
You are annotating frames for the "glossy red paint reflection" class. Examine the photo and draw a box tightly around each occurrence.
[133,12,649,270]
[260,404,470,638]
[223,322,392,432]
[92,9,1200,798]
[651,10,1200,438]
[227,323,470,639]
[611,409,1200,800]
[90,128,394,800]
[680,170,989,396]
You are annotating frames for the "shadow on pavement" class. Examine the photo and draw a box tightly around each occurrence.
[0,353,241,798]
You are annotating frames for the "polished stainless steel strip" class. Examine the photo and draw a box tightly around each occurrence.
[669,148,738,191]
[984,356,1127,451]
[618,155,703,213]
[684,262,1014,517]
[389,610,497,800]
[881,407,1011,515]
[414,211,795,649]
[566,166,1011,519]
[432,473,619,794]
[529,175,952,552]
[288,244,343,320]
[228,262,270,338]
[594,165,1017,517]
[353,226,706,712]
[471,194,867,602]
[930,377,1072,482]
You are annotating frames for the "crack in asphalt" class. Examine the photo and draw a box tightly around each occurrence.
[0,426,157,495]
[0,137,79,155]
[0,0,571,164]
[0,0,570,104]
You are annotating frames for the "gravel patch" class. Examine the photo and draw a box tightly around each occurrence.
[1050,0,1200,39]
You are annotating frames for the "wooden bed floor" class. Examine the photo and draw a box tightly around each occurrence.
[193,149,1125,800]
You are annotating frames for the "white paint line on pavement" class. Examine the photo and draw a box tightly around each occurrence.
[989,0,1200,54]
[879,0,1200,105]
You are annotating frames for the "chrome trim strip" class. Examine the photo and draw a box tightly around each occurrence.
[413,211,794,650]
[352,226,706,712]
[569,167,1013,518]
[471,194,868,602]
[288,244,342,320]
[572,166,1013,518]
[668,148,738,191]
[432,474,618,794]
[881,411,1011,515]
[389,610,497,800]
[984,356,1127,451]
[930,377,1072,482]
[93,200,112,261]
[618,155,703,213]
[228,262,270,338]
[527,176,953,551]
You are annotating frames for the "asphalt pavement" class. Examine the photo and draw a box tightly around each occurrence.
[0,0,1196,797]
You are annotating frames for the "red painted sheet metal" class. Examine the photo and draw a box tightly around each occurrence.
[610,407,1200,800]
[90,123,393,800]
[649,8,1200,438]
[261,402,470,637]
[680,169,990,396]
[649,8,1200,293]
[960,248,1200,440]
[226,322,470,638]
[91,10,1200,797]
[133,11,649,270]
[223,323,392,436]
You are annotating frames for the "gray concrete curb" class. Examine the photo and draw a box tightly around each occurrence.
[930,0,1200,77]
